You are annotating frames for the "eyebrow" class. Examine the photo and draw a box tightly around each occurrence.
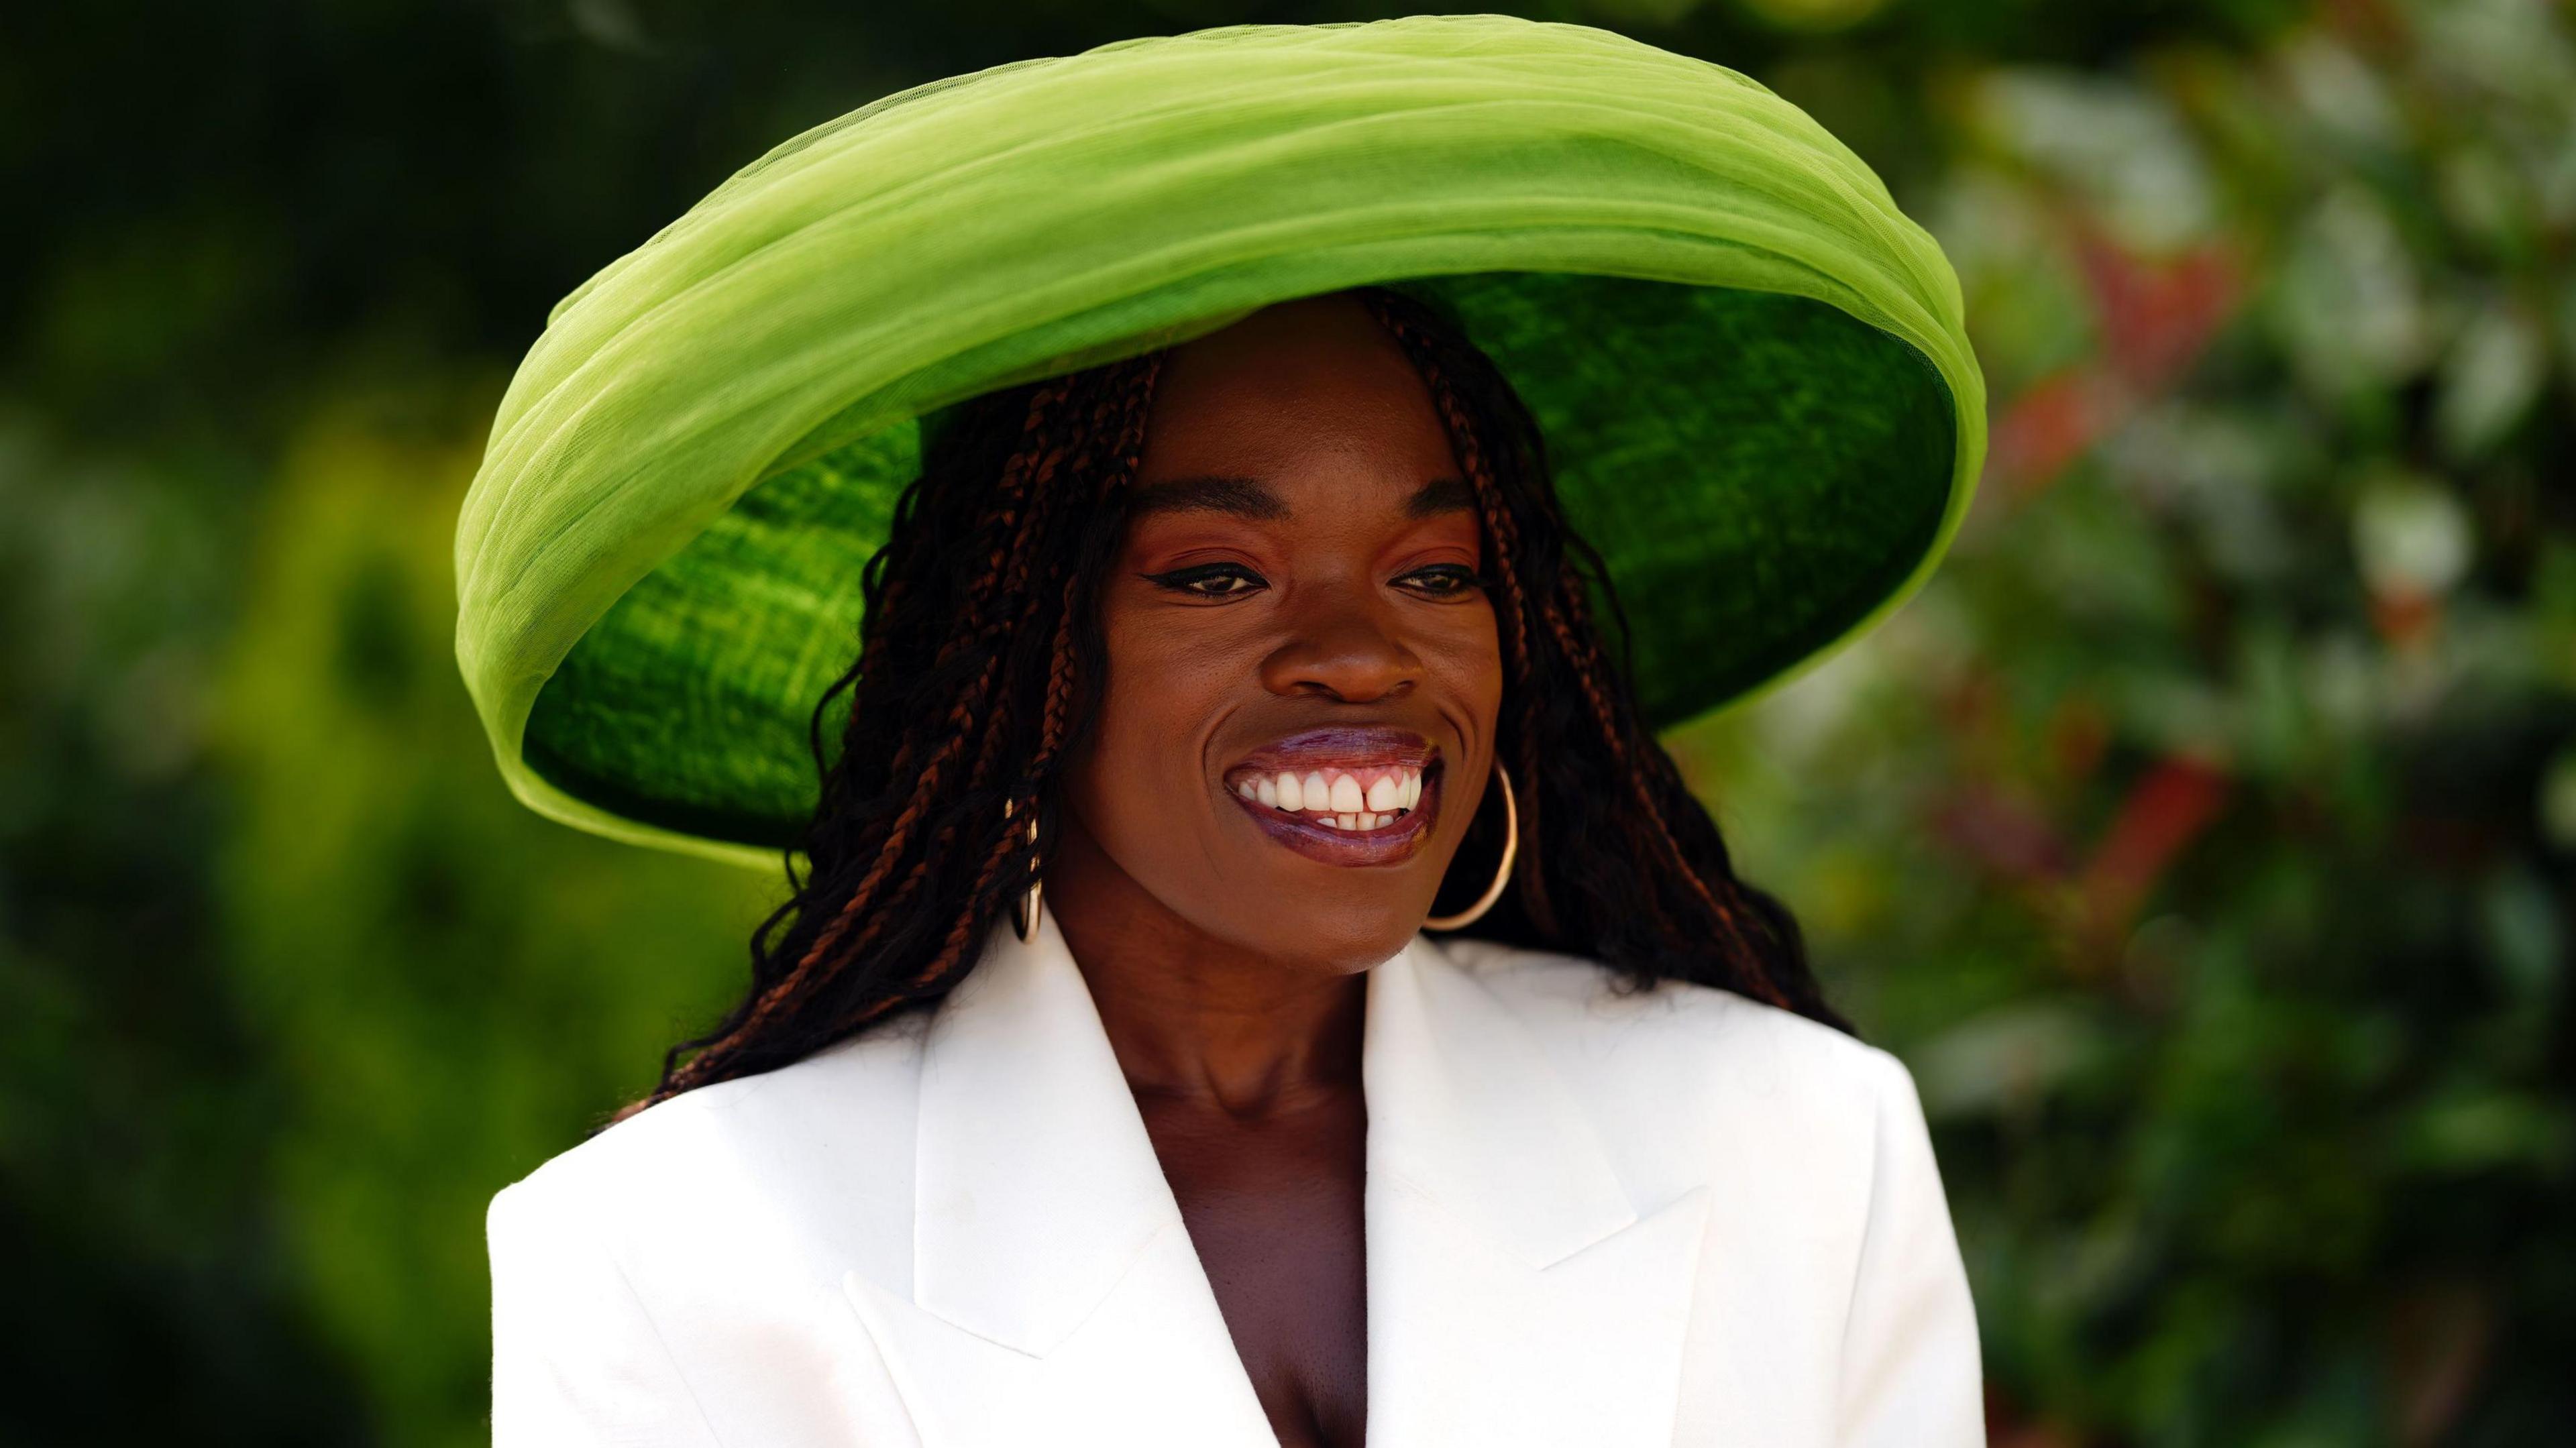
[1130,474,1475,521]
[1405,476,1474,518]
[1130,476,1290,520]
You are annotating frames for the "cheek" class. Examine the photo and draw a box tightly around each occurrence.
[1424,602,1507,734]
[1064,597,1236,821]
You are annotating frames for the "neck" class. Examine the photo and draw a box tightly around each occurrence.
[1045,816,1370,1118]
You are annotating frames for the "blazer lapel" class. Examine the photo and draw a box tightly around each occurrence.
[840,909,1275,1447]
[842,922,1707,1447]
[1362,939,1711,1447]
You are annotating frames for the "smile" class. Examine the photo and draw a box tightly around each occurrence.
[1232,763,1424,830]
[1220,727,1442,865]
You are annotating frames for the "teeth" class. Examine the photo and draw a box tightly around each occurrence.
[1238,761,1433,825]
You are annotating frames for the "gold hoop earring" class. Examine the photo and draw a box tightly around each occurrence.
[1423,763,1517,932]
[1004,801,1042,942]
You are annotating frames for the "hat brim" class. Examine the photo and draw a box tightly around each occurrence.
[456,16,1985,866]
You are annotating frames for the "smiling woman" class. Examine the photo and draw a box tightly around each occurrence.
[467,15,1986,1448]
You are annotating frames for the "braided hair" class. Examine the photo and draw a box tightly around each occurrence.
[637,287,1841,1115]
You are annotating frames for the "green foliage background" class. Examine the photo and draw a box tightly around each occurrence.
[2,1,2569,1443]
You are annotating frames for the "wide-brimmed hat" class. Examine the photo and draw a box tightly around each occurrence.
[455,13,1985,867]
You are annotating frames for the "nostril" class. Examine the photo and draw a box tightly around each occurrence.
[1260,622,1428,702]
[1281,674,1415,704]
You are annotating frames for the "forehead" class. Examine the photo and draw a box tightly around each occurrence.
[1134,294,1460,510]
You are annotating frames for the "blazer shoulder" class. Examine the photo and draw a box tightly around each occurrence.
[1424,935,1915,1151]
[488,1019,932,1448]
[1421,942,1981,1438]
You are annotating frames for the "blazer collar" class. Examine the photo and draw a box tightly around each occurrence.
[859,909,1709,1445]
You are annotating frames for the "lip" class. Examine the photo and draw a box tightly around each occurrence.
[1220,726,1444,868]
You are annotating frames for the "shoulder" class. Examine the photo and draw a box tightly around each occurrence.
[1421,935,1976,1409]
[1421,935,1926,1190]
[1414,951,1981,1437]
[486,1019,931,1444]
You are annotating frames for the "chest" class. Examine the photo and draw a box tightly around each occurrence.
[1136,1089,1369,1448]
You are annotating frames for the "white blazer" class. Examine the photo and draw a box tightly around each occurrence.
[488,913,1982,1447]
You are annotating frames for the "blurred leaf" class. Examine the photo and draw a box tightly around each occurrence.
[2434,300,2546,460]
[2398,1087,2574,1176]
[2352,471,2475,602]
[2541,743,2576,850]
[1914,999,2113,1120]
[2271,186,2434,397]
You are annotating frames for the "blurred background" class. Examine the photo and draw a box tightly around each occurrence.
[3,0,2570,1442]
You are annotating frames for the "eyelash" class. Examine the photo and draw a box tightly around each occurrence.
[1141,561,1485,599]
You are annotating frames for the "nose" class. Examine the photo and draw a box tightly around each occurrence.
[1259,586,1424,704]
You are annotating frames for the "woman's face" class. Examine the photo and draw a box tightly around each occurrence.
[1052,293,1505,974]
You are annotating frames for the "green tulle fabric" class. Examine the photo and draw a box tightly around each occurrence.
[455,14,1986,865]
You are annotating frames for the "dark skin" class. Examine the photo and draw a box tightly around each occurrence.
[1047,293,1505,1448]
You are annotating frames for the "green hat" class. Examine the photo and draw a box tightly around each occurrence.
[455,13,1984,868]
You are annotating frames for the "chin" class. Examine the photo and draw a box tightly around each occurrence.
[1210,902,1428,977]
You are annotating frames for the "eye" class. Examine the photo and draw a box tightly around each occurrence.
[1142,561,1269,598]
[1395,563,1485,598]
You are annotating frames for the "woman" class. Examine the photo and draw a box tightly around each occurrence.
[466,16,1986,1448]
